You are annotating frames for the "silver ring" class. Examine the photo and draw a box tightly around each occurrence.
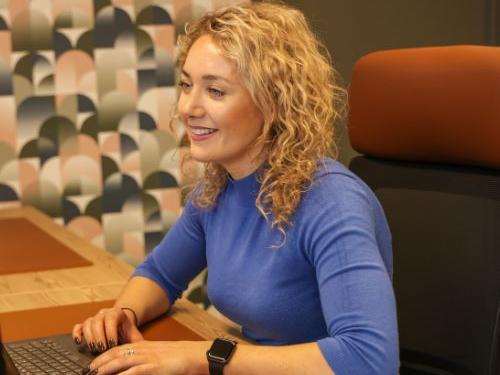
[123,348,135,356]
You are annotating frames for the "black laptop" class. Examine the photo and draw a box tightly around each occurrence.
[1,332,94,374]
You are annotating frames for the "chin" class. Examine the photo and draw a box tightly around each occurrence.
[190,149,214,164]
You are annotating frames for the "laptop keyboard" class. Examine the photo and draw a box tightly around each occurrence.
[6,339,84,374]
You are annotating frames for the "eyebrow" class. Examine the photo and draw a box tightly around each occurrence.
[181,69,233,84]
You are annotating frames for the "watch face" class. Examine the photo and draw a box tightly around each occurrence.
[208,339,236,362]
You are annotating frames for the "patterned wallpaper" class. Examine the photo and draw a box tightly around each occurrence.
[0,0,245,265]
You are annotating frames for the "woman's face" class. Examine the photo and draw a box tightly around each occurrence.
[178,34,265,179]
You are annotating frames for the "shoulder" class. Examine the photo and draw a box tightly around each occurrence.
[293,158,392,270]
[304,158,377,210]
[178,196,207,227]
[292,158,387,239]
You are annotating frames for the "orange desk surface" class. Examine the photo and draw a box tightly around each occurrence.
[0,217,92,275]
[0,301,202,343]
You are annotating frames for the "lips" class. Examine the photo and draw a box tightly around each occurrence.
[189,126,218,141]
[191,127,217,135]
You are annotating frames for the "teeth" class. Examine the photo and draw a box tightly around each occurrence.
[191,128,216,135]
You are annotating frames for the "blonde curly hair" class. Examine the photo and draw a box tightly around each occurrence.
[176,1,346,236]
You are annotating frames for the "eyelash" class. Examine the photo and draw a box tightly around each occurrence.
[208,87,225,97]
[178,81,225,98]
[178,81,191,90]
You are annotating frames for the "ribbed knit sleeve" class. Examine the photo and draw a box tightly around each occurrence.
[299,172,399,375]
[133,201,207,306]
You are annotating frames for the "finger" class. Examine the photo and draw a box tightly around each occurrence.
[90,313,108,353]
[103,311,120,349]
[82,318,96,353]
[88,345,142,374]
[71,323,83,345]
[93,355,145,375]
[89,343,132,368]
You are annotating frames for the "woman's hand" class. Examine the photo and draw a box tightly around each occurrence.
[82,340,209,375]
[72,307,144,354]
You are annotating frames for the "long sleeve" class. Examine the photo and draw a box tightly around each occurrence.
[133,201,207,306]
[133,160,399,375]
[299,172,399,375]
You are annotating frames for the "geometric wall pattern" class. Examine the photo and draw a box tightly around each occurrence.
[0,0,244,265]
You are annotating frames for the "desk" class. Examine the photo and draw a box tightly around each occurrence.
[0,207,250,343]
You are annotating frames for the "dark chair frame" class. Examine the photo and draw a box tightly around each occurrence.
[350,156,500,375]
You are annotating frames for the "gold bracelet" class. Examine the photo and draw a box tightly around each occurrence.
[120,307,139,326]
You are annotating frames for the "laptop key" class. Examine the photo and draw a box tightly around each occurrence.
[6,338,88,375]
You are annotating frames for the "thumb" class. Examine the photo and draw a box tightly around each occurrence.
[127,324,144,343]
[120,317,144,343]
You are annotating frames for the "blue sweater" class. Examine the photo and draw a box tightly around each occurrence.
[134,159,399,375]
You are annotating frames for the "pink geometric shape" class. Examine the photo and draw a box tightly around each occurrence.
[122,151,140,173]
[152,25,174,54]
[18,160,39,196]
[60,134,100,163]
[78,71,98,98]
[123,231,145,263]
[55,50,95,96]
[0,32,12,67]
[116,69,138,100]
[8,0,30,24]
[62,155,101,188]
[67,215,103,243]
[159,187,181,214]
[100,132,120,153]
[0,97,17,149]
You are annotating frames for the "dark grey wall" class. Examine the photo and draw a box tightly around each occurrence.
[487,0,499,43]
[495,0,500,42]
[282,0,499,164]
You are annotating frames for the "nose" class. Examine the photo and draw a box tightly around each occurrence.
[178,88,205,119]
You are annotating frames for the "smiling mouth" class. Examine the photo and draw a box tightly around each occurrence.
[190,127,218,136]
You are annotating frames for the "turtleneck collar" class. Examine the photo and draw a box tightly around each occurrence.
[225,167,261,206]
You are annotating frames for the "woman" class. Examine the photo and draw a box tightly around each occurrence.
[74,2,399,375]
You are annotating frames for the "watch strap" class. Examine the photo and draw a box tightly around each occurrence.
[209,360,225,375]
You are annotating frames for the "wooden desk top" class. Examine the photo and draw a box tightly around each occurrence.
[0,206,133,312]
[0,207,251,343]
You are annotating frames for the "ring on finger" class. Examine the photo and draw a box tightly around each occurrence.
[123,348,135,356]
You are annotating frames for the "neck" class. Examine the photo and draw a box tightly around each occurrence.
[224,146,267,180]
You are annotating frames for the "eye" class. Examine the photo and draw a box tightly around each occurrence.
[208,87,225,98]
[178,80,192,91]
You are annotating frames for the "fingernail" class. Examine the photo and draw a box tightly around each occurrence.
[89,369,98,375]
[74,337,81,345]
[98,342,105,352]
[107,338,116,348]
[90,342,97,353]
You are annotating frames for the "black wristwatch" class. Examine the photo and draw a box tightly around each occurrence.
[206,338,237,375]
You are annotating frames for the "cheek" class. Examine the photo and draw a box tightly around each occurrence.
[243,111,264,140]
[225,103,263,135]
[221,118,261,146]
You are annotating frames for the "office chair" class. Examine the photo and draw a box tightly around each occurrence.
[348,46,500,375]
